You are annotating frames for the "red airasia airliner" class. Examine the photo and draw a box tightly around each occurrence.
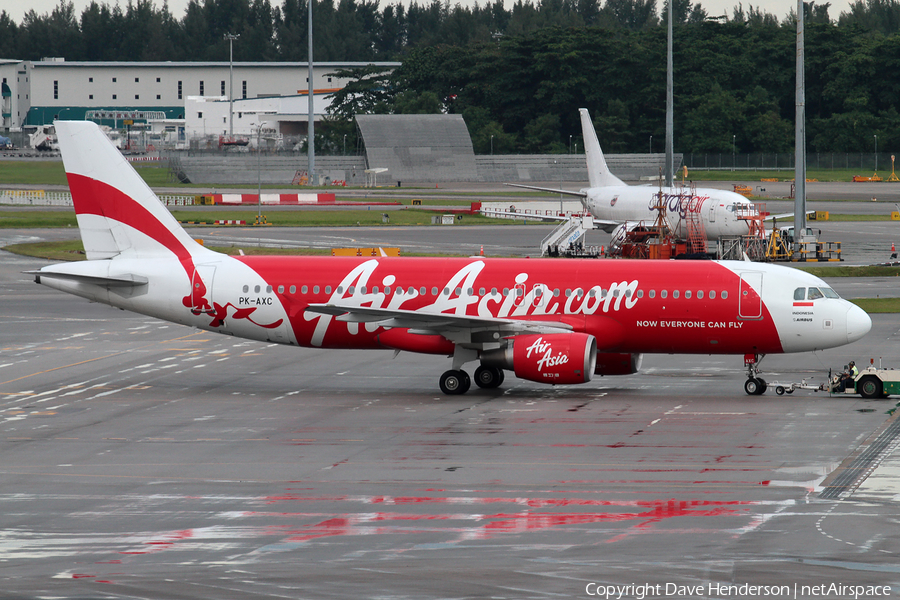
[30,121,871,396]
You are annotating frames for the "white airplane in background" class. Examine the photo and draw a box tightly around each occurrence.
[507,108,787,242]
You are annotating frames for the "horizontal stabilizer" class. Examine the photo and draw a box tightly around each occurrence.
[504,183,587,198]
[26,269,148,288]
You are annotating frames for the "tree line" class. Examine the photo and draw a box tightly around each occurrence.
[8,0,900,62]
[4,0,900,153]
[323,20,900,155]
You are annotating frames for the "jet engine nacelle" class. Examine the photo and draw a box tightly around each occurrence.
[608,222,642,252]
[481,333,597,385]
[595,352,642,375]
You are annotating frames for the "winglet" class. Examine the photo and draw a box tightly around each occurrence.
[579,108,625,188]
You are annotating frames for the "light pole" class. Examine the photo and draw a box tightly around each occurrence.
[732,134,736,171]
[490,134,493,155]
[343,133,347,156]
[875,134,878,172]
[224,33,239,141]
[569,134,572,154]
[307,0,315,185]
[256,124,262,224]
[649,135,652,153]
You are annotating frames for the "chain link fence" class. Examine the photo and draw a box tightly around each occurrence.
[685,152,894,171]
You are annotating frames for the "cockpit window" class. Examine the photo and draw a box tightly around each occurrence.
[793,287,805,301]
[807,288,825,300]
[822,287,840,299]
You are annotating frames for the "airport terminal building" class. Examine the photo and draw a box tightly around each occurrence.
[0,58,400,133]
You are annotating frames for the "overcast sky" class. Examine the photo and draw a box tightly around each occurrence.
[3,0,853,31]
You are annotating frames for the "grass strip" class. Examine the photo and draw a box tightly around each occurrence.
[798,265,900,277]
[0,208,537,228]
[848,298,900,313]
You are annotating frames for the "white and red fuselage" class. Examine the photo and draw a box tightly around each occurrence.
[33,121,872,395]
[41,252,869,356]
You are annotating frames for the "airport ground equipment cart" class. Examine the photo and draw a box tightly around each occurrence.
[771,380,827,395]
[770,363,900,399]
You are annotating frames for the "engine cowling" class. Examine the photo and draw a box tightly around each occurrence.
[595,352,642,375]
[608,222,642,252]
[481,333,597,385]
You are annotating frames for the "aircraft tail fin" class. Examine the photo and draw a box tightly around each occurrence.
[55,120,210,262]
[579,108,625,188]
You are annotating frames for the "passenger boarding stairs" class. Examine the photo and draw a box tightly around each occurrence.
[682,184,707,255]
[541,215,594,256]
[29,127,58,151]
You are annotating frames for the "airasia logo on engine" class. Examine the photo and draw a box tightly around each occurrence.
[513,333,596,385]
[525,336,569,372]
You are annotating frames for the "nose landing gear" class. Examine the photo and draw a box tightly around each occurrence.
[744,353,767,395]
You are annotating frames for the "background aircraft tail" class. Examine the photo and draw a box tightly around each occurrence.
[579,108,625,188]
[56,120,210,261]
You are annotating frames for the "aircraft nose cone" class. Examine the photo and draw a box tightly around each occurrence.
[846,304,872,343]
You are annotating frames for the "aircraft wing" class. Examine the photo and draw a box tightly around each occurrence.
[504,183,587,198]
[765,210,816,222]
[480,207,620,232]
[305,303,573,337]
[483,209,570,222]
[482,209,619,231]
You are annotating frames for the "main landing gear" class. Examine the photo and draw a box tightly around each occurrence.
[744,353,767,395]
[439,347,505,395]
[439,366,505,395]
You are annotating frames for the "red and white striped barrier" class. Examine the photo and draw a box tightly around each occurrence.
[212,193,336,205]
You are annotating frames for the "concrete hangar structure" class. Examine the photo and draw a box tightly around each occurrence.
[0,58,400,134]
